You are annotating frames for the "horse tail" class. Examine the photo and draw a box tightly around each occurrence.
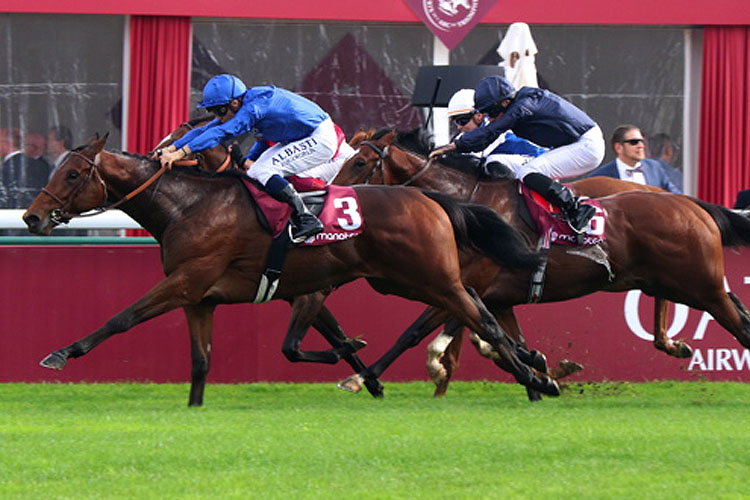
[422,191,542,270]
[691,198,750,246]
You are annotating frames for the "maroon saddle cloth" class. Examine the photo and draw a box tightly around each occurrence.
[241,176,363,246]
[519,181,606,247]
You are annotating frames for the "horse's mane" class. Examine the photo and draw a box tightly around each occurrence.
[112,150,246,180]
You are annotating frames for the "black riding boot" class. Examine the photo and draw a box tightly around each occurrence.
[275,184,324,243]
[523,172,596,233]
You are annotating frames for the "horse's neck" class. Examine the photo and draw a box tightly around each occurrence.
[99,151,207,239]
[396,154,512,201]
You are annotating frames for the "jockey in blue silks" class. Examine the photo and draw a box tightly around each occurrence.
[432,76,606,233]
[160,74,351,243]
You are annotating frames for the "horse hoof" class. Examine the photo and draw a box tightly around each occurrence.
[531,376,560,397]
[529,350,549,373]
[363,380,385,399]
[337,374,364,393]
[40,352,67,370]
[675,341,693,359]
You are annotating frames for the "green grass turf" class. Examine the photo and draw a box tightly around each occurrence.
[1,381,749,499]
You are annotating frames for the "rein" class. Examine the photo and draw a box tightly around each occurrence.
[173,148,233,172]
[41,151,168,223]
[360,141,435,187]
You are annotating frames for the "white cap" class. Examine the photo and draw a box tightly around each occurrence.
[447,89,475,117]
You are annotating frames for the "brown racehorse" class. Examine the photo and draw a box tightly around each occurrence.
[22,134,561,406]
[331,128,750,397]
[152,122,394,398]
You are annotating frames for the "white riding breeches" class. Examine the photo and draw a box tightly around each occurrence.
[297,141,355,184]
[512,125,605,180]
[247,117,339,185]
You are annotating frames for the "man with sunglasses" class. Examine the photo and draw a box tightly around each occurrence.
[447,88,545,174]
[431,75,605,233]
[160,74,351,243]
[586,125,681,193]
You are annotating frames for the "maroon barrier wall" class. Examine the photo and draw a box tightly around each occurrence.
[2,244,750,385]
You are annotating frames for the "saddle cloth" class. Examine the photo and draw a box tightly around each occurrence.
[242,176,363,246]
[519,181,606,246]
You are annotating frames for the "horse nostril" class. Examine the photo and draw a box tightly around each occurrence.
[23,213,40,232]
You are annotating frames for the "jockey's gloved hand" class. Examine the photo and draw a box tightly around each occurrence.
[429,142,457,159]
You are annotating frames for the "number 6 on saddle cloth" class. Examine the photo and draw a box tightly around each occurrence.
[242,176,363,303]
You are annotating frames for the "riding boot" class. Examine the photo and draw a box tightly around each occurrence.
[524,172,596,234]
[275,183,324,243]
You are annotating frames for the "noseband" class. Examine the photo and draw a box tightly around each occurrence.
[359,141,434,186]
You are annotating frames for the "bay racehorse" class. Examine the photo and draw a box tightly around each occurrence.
[331,128,750,397]
[22,134,561,405]
[152,121,393,397]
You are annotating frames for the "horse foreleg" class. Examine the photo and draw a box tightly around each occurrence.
[652,297,693,358]
[428,320,464,397]
[338,306,452,394]
[311,305,385,398]
[281,291,366,364]
[184,301,217,407]
[454,287,559,397]
[40,273,198,371]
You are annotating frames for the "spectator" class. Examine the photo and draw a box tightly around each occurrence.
[1,127,51,209]
[446,88,545,175]
[47,125,73,177]
[648,132,683,191]
[734,189,750,210]
[587,125,681,193]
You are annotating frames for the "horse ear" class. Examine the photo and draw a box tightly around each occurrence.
[87,132,109,154]
[383,130,398,145]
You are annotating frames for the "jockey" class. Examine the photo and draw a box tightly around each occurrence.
[433,76,605,233]
[160,74,351,243]
[447,88,545,174]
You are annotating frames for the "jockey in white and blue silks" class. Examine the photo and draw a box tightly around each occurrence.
[432,76,605,233]
[160,74,353,243]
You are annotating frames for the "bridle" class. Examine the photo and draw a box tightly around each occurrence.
[359,141,434,186]
[40,150,168,225]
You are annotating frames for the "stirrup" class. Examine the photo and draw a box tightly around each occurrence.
[290,217,324,244]
[566,204,596,234]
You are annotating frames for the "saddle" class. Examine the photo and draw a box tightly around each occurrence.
[240,176,364,303]
[516,181,607,303]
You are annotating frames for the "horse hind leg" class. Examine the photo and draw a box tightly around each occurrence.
[452,286,559,397]
[729,292,750,348]
[701,291,750,349]
[652,297,693,358]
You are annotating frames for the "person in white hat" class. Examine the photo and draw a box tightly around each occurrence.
[446,88,545,175]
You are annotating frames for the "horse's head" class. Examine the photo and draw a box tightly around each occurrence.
[333,128,432,187]
[23,134,109,235]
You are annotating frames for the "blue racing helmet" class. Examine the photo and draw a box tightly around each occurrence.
[473,76,516,113]
[197,74,247,109]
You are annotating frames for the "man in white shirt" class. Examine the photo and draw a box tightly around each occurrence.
[586,124,681,193]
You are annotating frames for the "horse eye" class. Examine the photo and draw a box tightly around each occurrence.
[354,159,367,169]
[67,170,80,181]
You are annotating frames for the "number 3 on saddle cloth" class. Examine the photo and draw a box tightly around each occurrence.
[518,181,607,303]
[241,176,364,303]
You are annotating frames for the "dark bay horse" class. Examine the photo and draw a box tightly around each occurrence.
[331,128,750,396]
[22,134,561,405]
